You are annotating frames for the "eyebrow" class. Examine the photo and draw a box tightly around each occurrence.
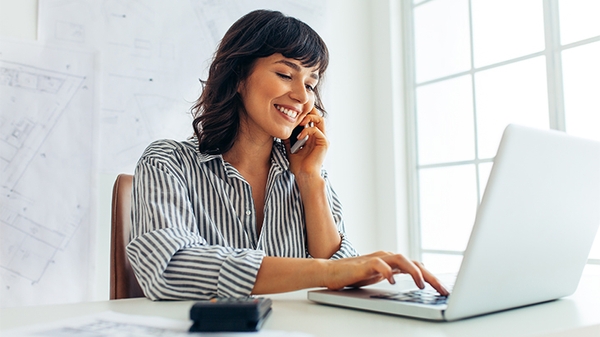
[275,59,319,81]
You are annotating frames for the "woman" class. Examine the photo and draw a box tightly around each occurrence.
[128,9,448,300]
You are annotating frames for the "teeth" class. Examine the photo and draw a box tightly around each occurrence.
[276,105,298,118]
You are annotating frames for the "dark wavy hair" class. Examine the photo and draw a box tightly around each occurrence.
[191,10,329,154]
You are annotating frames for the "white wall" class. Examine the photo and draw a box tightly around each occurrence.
[324,0,378,254]
[0,0,410,301]
[325,0,409,255]
[0,0,37,39]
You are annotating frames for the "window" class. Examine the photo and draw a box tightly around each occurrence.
[404,0,600,273]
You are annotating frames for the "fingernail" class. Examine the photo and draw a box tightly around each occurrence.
[389,277,396,285]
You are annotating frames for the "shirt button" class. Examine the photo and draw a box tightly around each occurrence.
[245,210,252,216]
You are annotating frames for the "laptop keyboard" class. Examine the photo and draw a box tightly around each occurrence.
[370,289,449,305]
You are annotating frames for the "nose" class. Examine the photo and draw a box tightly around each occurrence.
[290,82,310,104]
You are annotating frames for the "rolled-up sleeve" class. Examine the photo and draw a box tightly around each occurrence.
[127,142,265,300]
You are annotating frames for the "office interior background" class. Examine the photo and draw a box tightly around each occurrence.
[0,0,598,308]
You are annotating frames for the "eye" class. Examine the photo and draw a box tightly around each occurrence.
[305,84,315,92]
[276,73,292,80]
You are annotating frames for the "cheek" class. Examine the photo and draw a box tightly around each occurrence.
[240,83,265,109]
[248,80,279,105]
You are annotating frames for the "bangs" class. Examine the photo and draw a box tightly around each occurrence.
[273,18,329,73]
[219,11,330,75]
[252,15,329,74]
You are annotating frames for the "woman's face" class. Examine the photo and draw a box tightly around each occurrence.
[238,53,319,142]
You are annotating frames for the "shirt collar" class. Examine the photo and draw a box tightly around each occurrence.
[194,138,290,171]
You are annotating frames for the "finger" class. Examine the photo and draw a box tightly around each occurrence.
[368,258,396,285]
[295,123,324,143]
[384,255,425,289]
[301,109,326,133]
[363,251,396,258]
[413,261,449,296]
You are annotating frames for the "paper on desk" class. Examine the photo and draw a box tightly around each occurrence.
[2,311,315,337]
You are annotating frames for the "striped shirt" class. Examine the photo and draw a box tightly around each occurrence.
[127,138,357,300]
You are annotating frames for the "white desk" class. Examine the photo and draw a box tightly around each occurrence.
[2,266,599,337]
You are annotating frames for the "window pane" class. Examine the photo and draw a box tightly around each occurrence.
[471,0,545,68]
[416,76,475,165]
[475,57,549,159]
[419,165,478,251]
[422,253,463,274]
[413,0,471,83]
[559,0,600,45]
[562,42,600,141]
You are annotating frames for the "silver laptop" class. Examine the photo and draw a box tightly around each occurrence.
[308,124,600,321]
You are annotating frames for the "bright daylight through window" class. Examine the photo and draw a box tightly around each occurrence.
[404,0,600,272]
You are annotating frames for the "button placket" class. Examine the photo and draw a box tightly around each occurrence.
[240,184,258,247]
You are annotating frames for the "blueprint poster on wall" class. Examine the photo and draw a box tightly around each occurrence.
[0,40,97,307]
[1,0,324,307]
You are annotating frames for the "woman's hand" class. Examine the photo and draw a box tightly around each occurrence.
[252,254,448,296]
[323,252,450,296]
[284,107,328,180]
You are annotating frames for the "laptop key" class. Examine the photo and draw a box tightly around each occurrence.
[371,289,449,305]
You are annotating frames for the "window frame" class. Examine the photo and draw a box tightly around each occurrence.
[401,0,600,266]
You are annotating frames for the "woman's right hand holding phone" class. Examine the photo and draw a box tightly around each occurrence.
[285,107,328,181]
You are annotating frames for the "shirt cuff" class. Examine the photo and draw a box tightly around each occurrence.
[217,249,266,297]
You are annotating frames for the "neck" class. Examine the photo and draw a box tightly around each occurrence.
[223,112,275,172]
[223,135,272,174]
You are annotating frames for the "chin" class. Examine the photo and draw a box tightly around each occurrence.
[276,128,294,141]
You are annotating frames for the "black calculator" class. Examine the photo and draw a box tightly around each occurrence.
[189,297,272,332]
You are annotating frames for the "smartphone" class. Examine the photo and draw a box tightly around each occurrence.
[289,124,309,154]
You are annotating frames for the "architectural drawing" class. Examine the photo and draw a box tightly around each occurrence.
[3,311,193,337]
[39,0,205,173]
[35,319,190,337]
[0,62,85,188]
[0,40,96,307]
[0,62,87,282]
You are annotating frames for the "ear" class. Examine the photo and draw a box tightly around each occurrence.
[237,78,246,95]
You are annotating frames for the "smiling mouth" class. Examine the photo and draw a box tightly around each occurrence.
[275,104,299,119]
